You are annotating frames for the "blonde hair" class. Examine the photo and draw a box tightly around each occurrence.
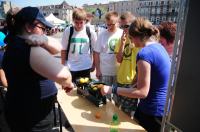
[72,8,87,21]
[129,17,159,42]
[105,11,119,21]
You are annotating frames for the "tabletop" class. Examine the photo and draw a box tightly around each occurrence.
[57,88,146,132]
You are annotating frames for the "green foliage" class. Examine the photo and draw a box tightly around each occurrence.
[84,6,107,18]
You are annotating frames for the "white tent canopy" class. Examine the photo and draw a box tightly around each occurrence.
[45,13,65,25]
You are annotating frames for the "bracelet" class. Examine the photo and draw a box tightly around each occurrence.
[112,84,118,95]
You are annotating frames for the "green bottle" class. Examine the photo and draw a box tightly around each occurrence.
[110,113,119,132]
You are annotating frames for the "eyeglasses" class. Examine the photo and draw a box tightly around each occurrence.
[107,23,116,27]
[120,24,130,29]
[33,24,46,32]
[35,25,46,32]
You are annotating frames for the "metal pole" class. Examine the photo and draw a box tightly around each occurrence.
[160,0,190,131]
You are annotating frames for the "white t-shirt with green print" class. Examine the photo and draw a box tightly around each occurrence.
[61,26,97,71]
[94,28,123,76]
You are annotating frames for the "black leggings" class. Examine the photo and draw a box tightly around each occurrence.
[5,94,57,132]
[70,68,91,82]
[134,108,162,132]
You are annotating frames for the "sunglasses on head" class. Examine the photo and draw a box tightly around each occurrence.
[120,24,130,29]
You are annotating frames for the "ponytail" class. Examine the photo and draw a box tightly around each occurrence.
[150,26,160,41]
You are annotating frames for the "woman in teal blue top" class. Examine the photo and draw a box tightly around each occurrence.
[101,17,171,132]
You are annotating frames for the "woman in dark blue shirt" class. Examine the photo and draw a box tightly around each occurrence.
[3,7,73,132]
[101,17,171,132]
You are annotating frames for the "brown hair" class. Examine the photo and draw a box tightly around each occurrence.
[86,13,94,23]
[105,11,119,21]
[72,8,87,21]
[5,7,21,35]
[120,11,135,22]
[129,17,159,42]
[158,21,177,44]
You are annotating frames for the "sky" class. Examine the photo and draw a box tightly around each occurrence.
[11,0,122,7]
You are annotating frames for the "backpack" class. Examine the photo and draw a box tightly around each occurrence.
[66,26,91,61]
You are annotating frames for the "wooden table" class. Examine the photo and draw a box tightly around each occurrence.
[57,89,146,132]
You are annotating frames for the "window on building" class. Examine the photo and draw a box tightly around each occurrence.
[162,16,166,21]
[152,8,155,14]
[173,17,176,22]
[163,7,166,14]
[53,13,58,16]
[156,1,158,6]
[157,8,160,14]
[151,17,155,22]
[156,17,160,25]
[172,9,175,13]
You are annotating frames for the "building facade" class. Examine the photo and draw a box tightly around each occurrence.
[137,0,180,25]
[108,0,138,16]
[108,0,180,25]
[38,1,73,24]
[0,1,12,22]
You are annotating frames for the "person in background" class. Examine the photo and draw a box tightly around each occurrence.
[94,11,123,86]
[0,32,9,132]
[101,17,171,132]
[158,21,177,58]
[113,12,140,117]
[61,8,97,82]
[85,12,96,72]
[0,44,7,88]
[0,31,7,87]
[86,12,95,31]
[2,6,74,132]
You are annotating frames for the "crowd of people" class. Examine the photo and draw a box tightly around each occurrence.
[0,6,177,132]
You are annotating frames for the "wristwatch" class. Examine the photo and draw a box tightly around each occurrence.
[112,84,118,95]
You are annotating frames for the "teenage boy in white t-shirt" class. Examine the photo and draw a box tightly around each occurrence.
[94,11,123,86]
[61,8,97,82]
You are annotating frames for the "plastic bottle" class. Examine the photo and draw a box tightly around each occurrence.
[110,113,119,132]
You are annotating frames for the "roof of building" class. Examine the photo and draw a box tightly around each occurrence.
[61,1,69,6]
[39,0,72,10]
